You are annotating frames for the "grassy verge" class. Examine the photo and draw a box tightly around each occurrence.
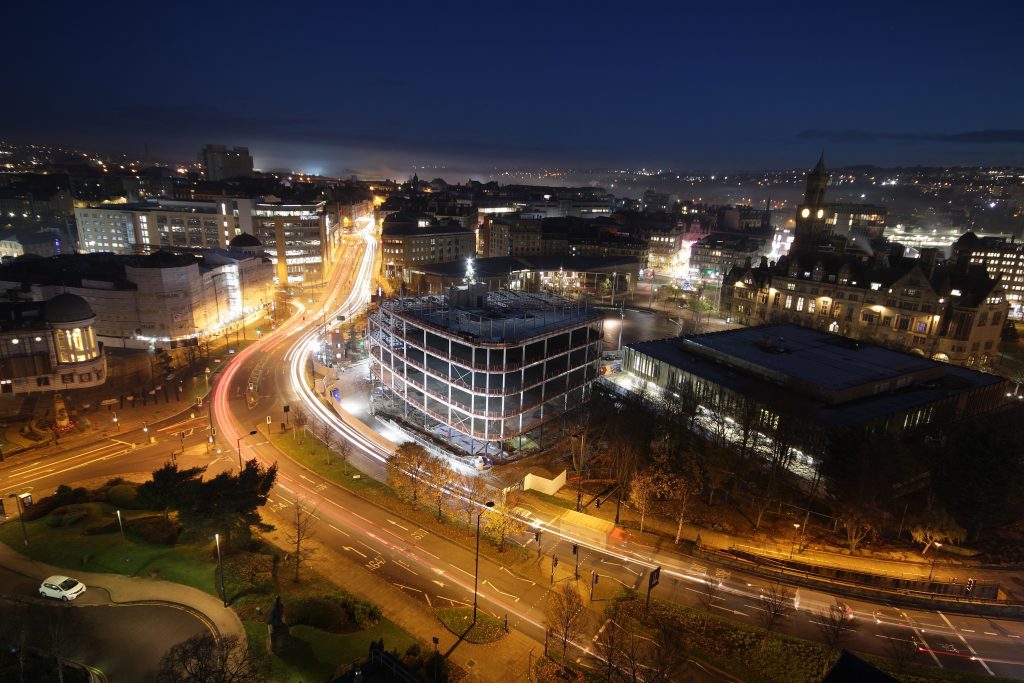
[522,489,575,511]
[435,607,507,644]
[0,502,219,595]
[269,430,531,566]
[245,618,418,683]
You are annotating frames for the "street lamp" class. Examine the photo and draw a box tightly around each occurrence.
[215,533,227,606]
[610,272,616,306]
[928,542,943,582]
[617,302,624,353]
[472,500,496,626]
[7,493,29,547]
[112,412,119,432]
[789,523,801,559]
[236,429,258,470]
[115,509,126,541]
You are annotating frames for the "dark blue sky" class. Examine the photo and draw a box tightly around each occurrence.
[6,1,1024,176]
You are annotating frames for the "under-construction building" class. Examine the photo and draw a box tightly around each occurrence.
[368,283,604,456]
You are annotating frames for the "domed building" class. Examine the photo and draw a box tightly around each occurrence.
[229,232,266,258]
[0,292,106,394]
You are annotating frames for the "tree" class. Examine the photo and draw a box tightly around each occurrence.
[457,473,488,525]
[291,405,308,443]
[322,428,337,465]
[423,455,457,521]
[695,575,721,635]
[757,583,793,638]
[702,446,732,506]
[482,491,526,552]
[606,433,640,525]
[628,469,663,533]
[593,602,623,681]
[660,460,702,544]
[814,599,858,676]
[545,582,587,675]
[154,633,262,683]
[138,462,207,521]
[837,504,876,552]
[182,459,278,544]
[47,606,80,683]
[336,437,352,475]
[910,508,966,555]
[386,442,431,503]
[883,633,919,674]
[286,499,317,583]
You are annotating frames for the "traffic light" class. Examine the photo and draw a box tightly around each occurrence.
[552,556,559,568]
[966,578,976,593]
[534,530,541,543]
[572,543,578,556]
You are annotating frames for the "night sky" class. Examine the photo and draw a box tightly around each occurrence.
[6,1,1024,175]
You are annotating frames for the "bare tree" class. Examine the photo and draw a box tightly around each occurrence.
[814,599,859,676]
[336,437,352,475]
[545,582,587,675]
[837,504,876,552]
[457,473,488,525]
[702,446,732,506]
[606,433,640,525]
[424,455,457,521]
[883,633,919,674]
[695,576,721,635]
[628,469,664,533]
[154,633,263,683]
[482,491,526,552]
[291,405,308,443]
[593,603,623,681]
[322,428,337,465]
[757,583,793,638]
[285,499,318,583]
[661,461,702,544]
[47,606,79,683]
[644,613,689,683]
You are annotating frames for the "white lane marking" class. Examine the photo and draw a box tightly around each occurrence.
[449,563,473,578]
[482,579,520,602]
[327,524,350,537]
[342,546,367,558]
[387,519,409,531]
[937,611,993,676]
[902,610,942,669]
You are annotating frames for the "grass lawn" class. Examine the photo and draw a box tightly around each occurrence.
[522,489,575,511]
[0,502,219,595]
[436,607,507,644]
[270,431,389,498]
[245,618,417,683]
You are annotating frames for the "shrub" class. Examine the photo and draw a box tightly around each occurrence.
[130,516,181,545]
[287,597,356,634]
[22,487,90,521]
[337,595,382,628]
[107,484,141,509]
[83,520,120,536]
[46,506,90,528]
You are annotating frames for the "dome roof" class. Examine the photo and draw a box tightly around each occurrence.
[44,293,94,323]
[229,232,262,248]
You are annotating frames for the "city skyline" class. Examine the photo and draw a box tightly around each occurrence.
[4,1,1024,176]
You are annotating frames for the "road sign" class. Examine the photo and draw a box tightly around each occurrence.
[649,566,661,590]
[266,415,272,425]
[283,404,290,413]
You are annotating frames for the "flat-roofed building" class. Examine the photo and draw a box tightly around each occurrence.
[368,283,604,456]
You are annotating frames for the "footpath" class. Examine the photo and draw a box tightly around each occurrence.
[262,517,539,683]
[0,542,245,643]
[522,486,1024,600]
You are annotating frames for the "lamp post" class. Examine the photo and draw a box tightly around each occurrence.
[789,523,801,559]
[115,509,126,541]
[617,302,624,353]
[472,500,496,626]
[610,272,616,306]
[236,429,258,470]
[7,493,29,547]
[112,411,119,432]
[215,533,227,606]
[928,542,943,582]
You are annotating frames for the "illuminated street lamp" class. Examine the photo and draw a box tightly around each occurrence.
[928,542,943,582]
[789,523,801,559]
[112,412,119,432]
[236,429,258,470]
[215,533,227,606]
[472,500,496,626]
[7,493,30,547]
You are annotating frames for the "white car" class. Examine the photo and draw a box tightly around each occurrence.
[39,575,86,601]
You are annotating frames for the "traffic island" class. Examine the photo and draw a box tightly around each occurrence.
[435,606,507,644]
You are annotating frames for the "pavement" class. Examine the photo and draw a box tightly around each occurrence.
[0,542,245,647]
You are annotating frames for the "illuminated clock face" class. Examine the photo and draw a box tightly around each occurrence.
[801,208,810,218]
[816,209,824,219]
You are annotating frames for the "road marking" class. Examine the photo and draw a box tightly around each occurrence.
[432,580,446,589]
[327,524,350,537]
[938,611,993,676]
[393,583,422,593]
[482,579,520,602]
[600,558,642,576]
[386,519,409,531]
[984,632,998,636]
[450,563,473,578]
[342,546,367,558]
[901,610,942,669]
[394,559,419,576]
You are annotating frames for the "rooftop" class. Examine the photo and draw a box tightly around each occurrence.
[382,285,602,344]
[627,324,1004,425]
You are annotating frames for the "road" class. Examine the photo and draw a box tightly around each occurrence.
[0,567,209,683]
[3,214,1023,679]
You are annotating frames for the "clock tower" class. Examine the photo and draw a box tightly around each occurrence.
[792,152,830,252]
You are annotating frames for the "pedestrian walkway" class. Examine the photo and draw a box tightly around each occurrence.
[523,486,1024,596]
[0,542,245,643]
[263,523,540,683]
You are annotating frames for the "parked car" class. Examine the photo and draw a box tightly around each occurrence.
[39,576,86,601]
